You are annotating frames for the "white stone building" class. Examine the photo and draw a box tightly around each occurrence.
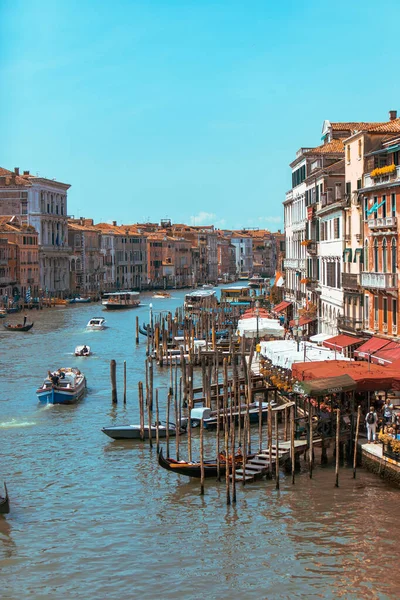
[230,233,253,277]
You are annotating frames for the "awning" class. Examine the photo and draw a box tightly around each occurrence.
[323,334,363,351]
[354,337,391,359]
[294,374,357,397]
[273,300,291,313]
[289,316,316,327]
[371,342,400,366]
[387,144,400,153]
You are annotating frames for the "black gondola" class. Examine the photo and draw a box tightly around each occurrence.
[157,447,252,478]
[0,482,10,514]
[3,322,34,332]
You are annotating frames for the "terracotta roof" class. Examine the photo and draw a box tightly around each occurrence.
[0,167,31,187]
[310,139,344,154]
[368,118,400,134]
[331,122,385,131]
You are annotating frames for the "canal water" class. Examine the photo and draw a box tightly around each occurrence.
[1,289,399,599]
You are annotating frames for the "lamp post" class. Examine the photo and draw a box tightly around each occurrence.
[294,315,300,352]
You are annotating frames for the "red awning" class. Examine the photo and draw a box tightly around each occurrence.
[273,301,291,313]
[289,316,316,327]
[291,360,400,392]
[354,337,391,359]
[371,342,400,365]
[323,334,363,351]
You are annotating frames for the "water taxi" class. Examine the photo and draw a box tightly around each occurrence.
[87,317,106,330]
[220,285,253,305]
[248,275,266,288]
[36,368,87,404]
[102,291,140,310]
[152,291,171,299]
[184,290,218,314]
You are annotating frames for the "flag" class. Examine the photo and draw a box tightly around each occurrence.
[25,287,31,303]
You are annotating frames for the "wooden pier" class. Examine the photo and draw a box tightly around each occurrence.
[232,440,308,483]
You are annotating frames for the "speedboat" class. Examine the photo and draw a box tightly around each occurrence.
[152,291,171,299]
[36,368,87,404]
[101,422,187,440]
[75,345,91,357]
[87,317,106,330]
[202,284,214,289]
[74,296,92,303]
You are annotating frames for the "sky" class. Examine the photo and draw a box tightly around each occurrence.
[1,0,400,231]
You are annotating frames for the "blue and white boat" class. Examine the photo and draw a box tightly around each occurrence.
[36,368,87,404]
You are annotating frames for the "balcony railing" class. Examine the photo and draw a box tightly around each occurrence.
[0,276,11,284]
[361,272,398,289]
[364,165,400,188]
[342,273,360,290]
[338,316,364,332]
[367,216,397,229]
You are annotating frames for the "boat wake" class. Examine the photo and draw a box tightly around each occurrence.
[0,419,36,428]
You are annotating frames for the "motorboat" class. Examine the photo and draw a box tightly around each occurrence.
[191,401,277,430]
[202,284,214,290]
[74,296,91,303]
[102,291,140,310]
[75,345,91,357]
[87,317,106,330]
[36,368,87,404]
[0,308,7,318]
[0,482,9,514]
[249,275,265,288]
[152,291,171,299]
[101,422,187,440]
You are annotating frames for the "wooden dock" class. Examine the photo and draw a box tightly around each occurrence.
[231,440,309,483]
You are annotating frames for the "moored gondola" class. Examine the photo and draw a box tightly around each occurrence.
[157,448,251,478]
[0,482,10,514]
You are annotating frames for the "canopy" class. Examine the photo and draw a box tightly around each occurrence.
[260,340,348,369]
[294,374,357,397]
[237,317,284,339]
[292,360,400,392]
[273,300,291,313]
[289,316,316,327]
[354,337,391,360]
[309,333,332,344]
[370,342,400,365]
[323,334,363,351]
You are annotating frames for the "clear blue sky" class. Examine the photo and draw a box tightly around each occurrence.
[1,0,399,230]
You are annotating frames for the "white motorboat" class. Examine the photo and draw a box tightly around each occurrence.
[87,317,106,330]
[102,291,140,310]
[101,422,187,440]
[75,345,91,357]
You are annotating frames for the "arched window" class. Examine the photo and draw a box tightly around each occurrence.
[382,238,387,273]
[392,238,397,273]
[374,239,379,272]
[364,239,369,271]
[358,139,362,159]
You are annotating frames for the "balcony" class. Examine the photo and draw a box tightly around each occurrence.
[284,258,299,269]
[27,278,35,283]
[363,165,400,189]
[361,272,398,290]
[0,276,11,284]
[342,273,360,290]
[367,216,397,230]
[338,316,364,333]
[306,242,317,256]
[305,278,320,292]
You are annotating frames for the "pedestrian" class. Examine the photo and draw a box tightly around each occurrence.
[365,406,378,443]
[382,398,394,424]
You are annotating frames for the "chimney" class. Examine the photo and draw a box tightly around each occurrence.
[112,220,117,226]
[14,167,19,176]
[389,110,397,121]
[23,170,30,176]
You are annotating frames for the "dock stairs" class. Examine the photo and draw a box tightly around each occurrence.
[231,440,307,483]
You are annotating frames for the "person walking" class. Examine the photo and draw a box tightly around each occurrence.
[365,406,378,443]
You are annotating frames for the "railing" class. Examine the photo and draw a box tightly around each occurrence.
[40,245,72,253]
[367,216,397,229]
[284,258,299,269]
[337,316,364,332]
[364,165,400,188]
[0,276,11,284]
[361,272,398,289]
[342,273,360,290]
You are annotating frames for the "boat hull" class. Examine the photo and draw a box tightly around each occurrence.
[157,449,251,478]
[0,483,10,514]
[103,303,140,310]
[37,380,86,404]
[102,425,183,440]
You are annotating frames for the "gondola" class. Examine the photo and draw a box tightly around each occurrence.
[0,482,10,514]
[157,447,252,478]
[3,322,34,332]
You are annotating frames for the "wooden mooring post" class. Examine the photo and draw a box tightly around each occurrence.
[135,315,139,344]
[353,405,361,479]
[335,408,340,487]
[123,360,127,404]
[110,359,117,403]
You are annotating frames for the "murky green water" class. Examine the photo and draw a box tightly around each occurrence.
[1,290,399,599]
